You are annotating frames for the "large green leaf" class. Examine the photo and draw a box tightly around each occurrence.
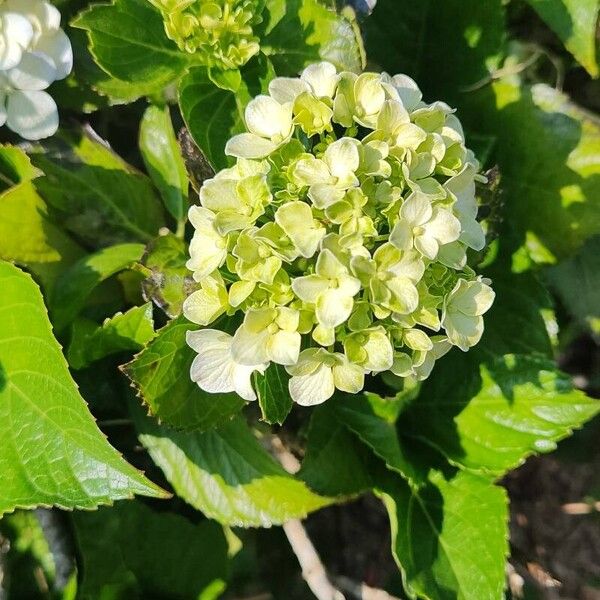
[68,303,155,370]
[462,81,600,262]
[50,243,145,332]
[362,0,505,104]
[400,353,600,476]
[30,128,164,247]
[546,235,600,330]
[0,182,83,293]
[0,146,83,293]
[134,410,331,526]
[477,272,552,357]
[378,470,509,600]
[72,0,189,94]
[139,105,189,225]
[178,56,275,170]
[334,394,422,486]
[261,0,364,74]
[73,501,229,599]
[524,0,599,77]
[253,364,294,425]
[0,261,165,516]
[122,316,245,431]
[299,402,377,497]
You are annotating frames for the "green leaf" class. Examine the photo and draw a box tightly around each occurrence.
[299,402,377,497]
[262,0,364,74]
[73,501,229,599]
[400,353,600,476]
[524,0,599,77]
[72,0,189,94]
[141,233,196,318]
[178,56,275,170]
[253,364,294,425]
[50,243,145,332]
[68,303,155,370]
[477,272,552,357]
[122,316,245,432]
[139,105,189,224]
[333,394,422,486]
[0,261,165,516]
[362,0,505,104]
[30,128,164,247]
[462,81,600,262]
[546,235,600,331]
[378,469,509,600]
[0,145,42,191]
[134,409,332,526]
[0,182,84,292]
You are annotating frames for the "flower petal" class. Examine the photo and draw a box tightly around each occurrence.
[34,30,72,80]
[301,61,338,98]
[288,365,335,406]
[7,51,56,91]
[6,90,58,140]
[316,288,353,328]
[268,77,309,104]
[268,330,301,365]
[225,133,278,159]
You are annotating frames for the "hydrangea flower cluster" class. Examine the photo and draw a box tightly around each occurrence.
[149,0,262,69]
[184,62,495,407]
[0,0,72,140]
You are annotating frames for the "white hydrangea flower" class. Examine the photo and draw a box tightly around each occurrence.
[0,0,72,140]
[286,348,365,406]
[187,329,267,401]
[442,278,495,351]
[185,61,494,408]
[225,95,294,159]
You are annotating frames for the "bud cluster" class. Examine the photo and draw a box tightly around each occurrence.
[149,0,262,70]
[184,62,495,406]
[0,0,72,139]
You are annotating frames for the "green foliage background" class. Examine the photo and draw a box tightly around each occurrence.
[1,0,599,598]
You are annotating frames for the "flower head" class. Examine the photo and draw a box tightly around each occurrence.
[150,0,262,70]
[185,62,494,407]
[0,0,72,139]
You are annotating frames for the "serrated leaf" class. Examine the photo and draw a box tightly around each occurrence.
[72,0,189,94]
[463,81,600,262]
[524,0,599,77]
[139,105,189,224]
[73,501,229,599]
[179,56,275,170]
[30,128,164,247]
[0,145,42,190]
[253,364,293,425]
[134,409,332,527]
[0,182,84,293]
[262,0,364,74]
[400,353,600,476]
[0,261,165,516]
[122,316,245,431]
[546,235,600,330]
[68,303,155,370]
[333,394,421,486]
[50,243,145,332]
[378,469,509,600]
[141,233,196,318]
[299,402,377,497]
[477,272,552,357]
[363,0,505,104]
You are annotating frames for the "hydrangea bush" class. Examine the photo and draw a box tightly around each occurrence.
[183,62,495,405]
[1,1,599,599]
